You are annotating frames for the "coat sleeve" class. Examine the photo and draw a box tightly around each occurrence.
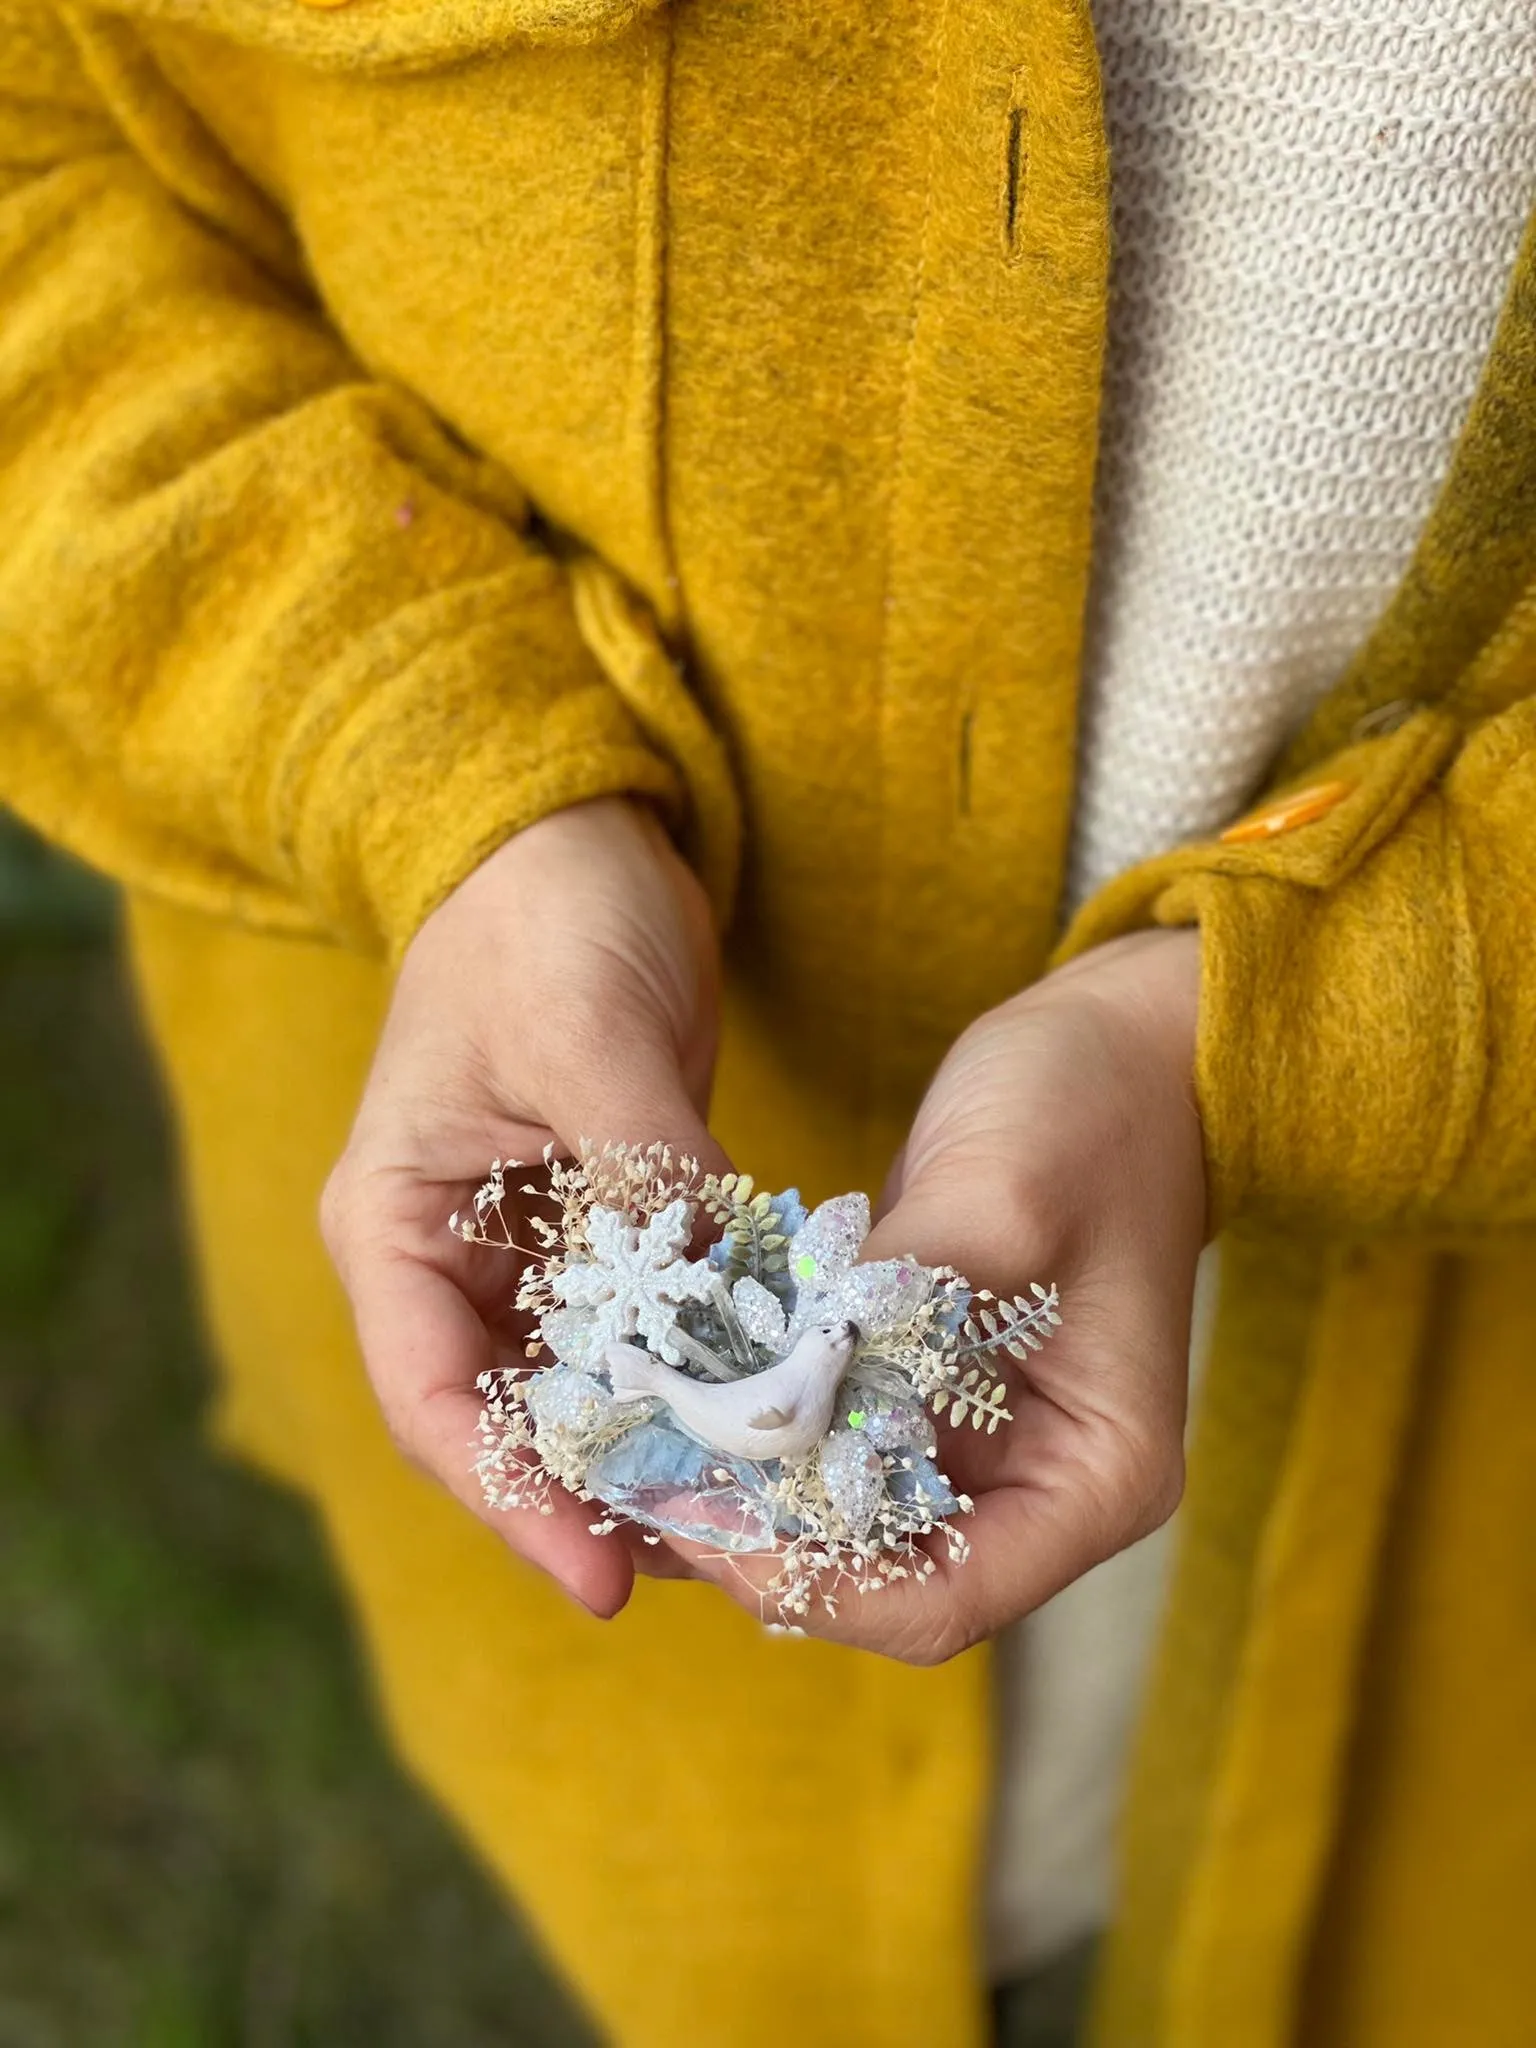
[1057,660,1536,1236]
[0,5,733,958]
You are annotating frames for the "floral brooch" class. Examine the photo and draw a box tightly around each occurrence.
[455,1143,1060,1615]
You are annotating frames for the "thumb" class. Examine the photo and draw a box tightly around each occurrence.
[862,1145,1054,1302]
[542,1023,733,1180]
[871,1141,909,1225]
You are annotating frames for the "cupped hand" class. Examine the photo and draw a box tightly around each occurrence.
[320,798,727,1620]
[675,928,1208,1662]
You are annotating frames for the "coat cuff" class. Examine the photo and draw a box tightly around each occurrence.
[1055,710,1471,1230]
[289,551,739,964]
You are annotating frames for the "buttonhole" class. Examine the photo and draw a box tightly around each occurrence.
[956,706,975,818]
[1001,82,1029,262]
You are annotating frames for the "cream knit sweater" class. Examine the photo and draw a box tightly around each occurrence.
[989,0,1536,1980]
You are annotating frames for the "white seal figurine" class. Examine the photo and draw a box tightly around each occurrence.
[604,1320,860,1462]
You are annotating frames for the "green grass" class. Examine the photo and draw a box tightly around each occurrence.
[0,824,596,2047]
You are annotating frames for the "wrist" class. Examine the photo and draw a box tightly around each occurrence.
[1033,927,1200,1067]
[411,796,668,944]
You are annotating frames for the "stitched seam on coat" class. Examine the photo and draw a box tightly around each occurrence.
[871,0,952,1133]
[631,11,681,627]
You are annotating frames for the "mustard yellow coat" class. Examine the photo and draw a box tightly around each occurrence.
[3,4,1534,2043]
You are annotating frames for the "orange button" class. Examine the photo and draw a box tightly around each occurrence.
[1219,779,1354,845]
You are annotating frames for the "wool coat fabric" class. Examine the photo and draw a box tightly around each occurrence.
[2,4,1534,2045]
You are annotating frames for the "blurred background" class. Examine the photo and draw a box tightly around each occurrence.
[0,811,593,2046]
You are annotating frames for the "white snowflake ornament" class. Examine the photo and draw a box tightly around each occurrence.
[546,1199,716,1363]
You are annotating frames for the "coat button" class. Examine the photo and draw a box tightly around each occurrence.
[1219,779,1354,844]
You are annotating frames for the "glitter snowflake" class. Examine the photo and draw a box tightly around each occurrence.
[548,1199,717,1363]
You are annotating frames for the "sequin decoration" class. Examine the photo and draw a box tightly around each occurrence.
[810,1257,931,1339]
[777,1192,933,1347]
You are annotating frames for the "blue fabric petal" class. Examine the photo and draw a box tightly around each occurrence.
[885,1456,959,1519]
[932,1287,972,1336]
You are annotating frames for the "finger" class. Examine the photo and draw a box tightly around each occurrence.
[816,1477,1120,1663]
[327,1151,548,1297]
[346,1242,636,1619]
[667,1462,1126,1664]
[619,1527,703,1581]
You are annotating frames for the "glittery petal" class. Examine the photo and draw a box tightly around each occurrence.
[818,1428,887,1540]
[540,1307,602,1368]
[828,1258,931,1336]
[525,1365,618,1438]
[786,1192,870,1289]
[856,1399,936,1455]
[731,1274,789,1349]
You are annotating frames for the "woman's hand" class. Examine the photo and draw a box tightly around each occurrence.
[320,798,726,1620]
[677,928,1208,1663]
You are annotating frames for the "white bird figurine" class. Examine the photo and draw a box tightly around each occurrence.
[604,1321,860,1462]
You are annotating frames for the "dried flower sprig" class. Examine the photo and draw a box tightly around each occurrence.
[698,1173,794,1285]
